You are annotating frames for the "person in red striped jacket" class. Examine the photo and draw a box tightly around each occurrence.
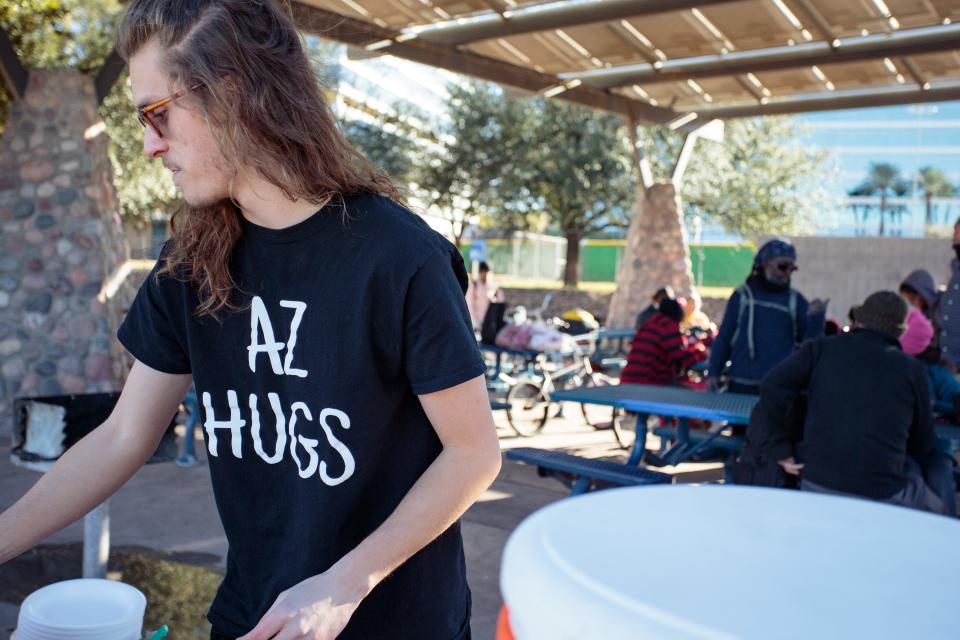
[621,298,708,386]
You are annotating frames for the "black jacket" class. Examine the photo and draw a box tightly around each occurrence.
[757,329,939,499]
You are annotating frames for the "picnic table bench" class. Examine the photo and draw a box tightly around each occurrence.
[505,384,755,493]
[649,424,745,466]
[506,447,672,495]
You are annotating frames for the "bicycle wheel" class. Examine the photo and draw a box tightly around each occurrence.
[506,380,551,437]
[612,410,640,450]
[579,374,617,430]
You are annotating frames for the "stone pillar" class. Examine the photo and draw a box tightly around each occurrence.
[0,71,130,435]
[606,182,694,329]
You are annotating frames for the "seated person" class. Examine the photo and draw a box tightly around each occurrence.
[900,269,940,321]
[755,291,955,516]
[680,291,717,343]
[634,285,674,332]
[900,307,960,419]
[621,298,706,386]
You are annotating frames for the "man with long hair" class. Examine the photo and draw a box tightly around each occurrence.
[0,1,502,638]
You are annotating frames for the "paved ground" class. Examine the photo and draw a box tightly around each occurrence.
[0,403,722,639]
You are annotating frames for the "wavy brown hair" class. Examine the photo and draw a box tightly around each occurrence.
[117,0,402,318]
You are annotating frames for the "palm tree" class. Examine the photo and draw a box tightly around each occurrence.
[865,163,904,236]
[847,181,873,235]
[918,166,958,226]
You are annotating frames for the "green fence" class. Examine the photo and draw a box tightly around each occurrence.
[462,238,755,287]
[688,244,755,287]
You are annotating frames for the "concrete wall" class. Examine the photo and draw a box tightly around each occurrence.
[780,236,955,322]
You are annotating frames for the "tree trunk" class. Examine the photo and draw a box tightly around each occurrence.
[563,229,582,288]
[926,194,933,227]
[879,193,887,236]
[452,220,467,248]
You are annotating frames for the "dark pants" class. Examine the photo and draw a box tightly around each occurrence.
[802,454,956,517]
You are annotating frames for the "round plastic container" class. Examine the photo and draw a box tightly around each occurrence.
[15,579,146,640]
[501,485,960,639]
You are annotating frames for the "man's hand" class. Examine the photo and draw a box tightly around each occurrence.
[706,376,722,392]
[777,457,804,476]
[237,572,364,640]
[808,298,829,316]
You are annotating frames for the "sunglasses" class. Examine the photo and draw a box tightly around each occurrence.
[136,83,203,138]
[773,261,798,273]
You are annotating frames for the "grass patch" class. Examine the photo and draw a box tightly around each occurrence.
[0,544,221,639]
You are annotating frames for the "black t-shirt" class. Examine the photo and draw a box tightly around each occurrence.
[118,193,486,639]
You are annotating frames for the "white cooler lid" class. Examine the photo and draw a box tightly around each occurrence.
[501,485,960,640]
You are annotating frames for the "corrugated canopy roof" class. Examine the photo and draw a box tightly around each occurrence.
[290,0,960,128]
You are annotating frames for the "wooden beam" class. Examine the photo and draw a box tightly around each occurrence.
[566,23,960,88]
[734,75,764,103]
[289,2,677,125]
[898,56,927,90]
[95,48,126,105]
[786,0,836,43]
[686,83,960,120]
[0,27,28,100]
[409,0,743,46]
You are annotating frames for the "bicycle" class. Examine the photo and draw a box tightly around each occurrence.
[505,334,618,437]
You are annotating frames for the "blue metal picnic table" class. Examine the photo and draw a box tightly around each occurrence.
[594,328,635,361]
[548,383,758,468]
[478,342,539,381]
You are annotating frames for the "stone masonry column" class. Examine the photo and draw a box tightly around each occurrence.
[606,182,694,329]
[0,71,130,435]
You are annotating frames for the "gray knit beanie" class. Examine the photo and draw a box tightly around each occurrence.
[852,291,909,339]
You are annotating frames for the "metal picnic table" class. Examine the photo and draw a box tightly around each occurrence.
[549,383,758,468]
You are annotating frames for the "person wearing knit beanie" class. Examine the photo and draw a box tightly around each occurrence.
[851,291,908,340]
[900,307,934,356]
[746,287,955,516]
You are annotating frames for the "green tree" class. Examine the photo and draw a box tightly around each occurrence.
[918,166,957,226]
[521,98,636,287]
[858,162,909,236]
[669,117,833,238]
[417,81,534,246]
[847,182,874,235]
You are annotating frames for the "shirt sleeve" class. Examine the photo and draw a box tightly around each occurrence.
[402,248,487,395]
[116,260,192,375]
[708,291,740,379]
[759,338,821,461]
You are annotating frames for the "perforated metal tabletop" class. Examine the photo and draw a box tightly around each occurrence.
[549,383,758,425]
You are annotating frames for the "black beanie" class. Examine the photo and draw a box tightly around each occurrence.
[852,291,908,339]
[658,298,684,322]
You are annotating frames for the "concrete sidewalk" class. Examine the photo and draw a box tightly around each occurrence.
[0,406,722,639]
